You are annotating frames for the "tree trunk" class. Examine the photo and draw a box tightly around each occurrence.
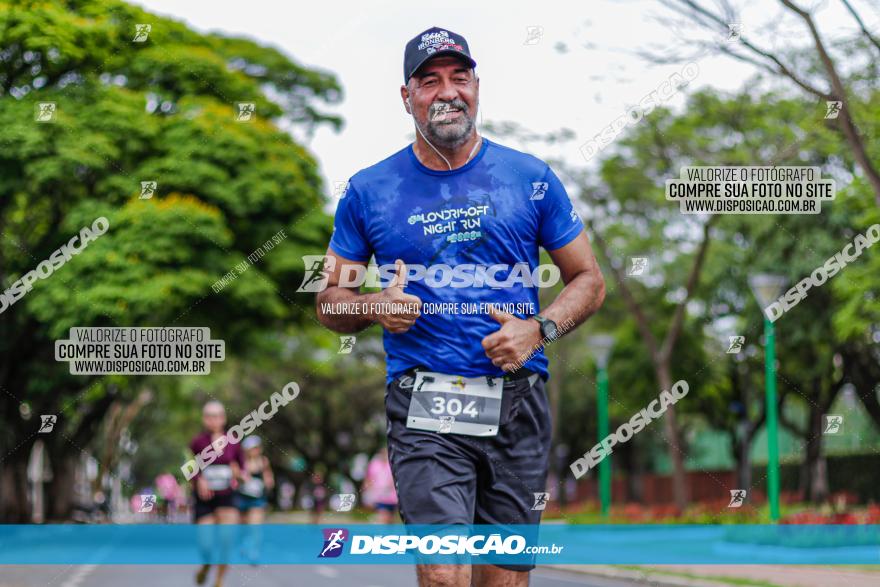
[812,457,828,503]
[629,442,644,503]
[657,363,687,510]
[0,449,31,522]
[734,428,752,491]
[846,343,880,428]
[47,452,77,521]
[800,404,829,503]
[617,435,636,502]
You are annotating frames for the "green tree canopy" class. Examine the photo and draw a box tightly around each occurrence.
[0,0,342,521]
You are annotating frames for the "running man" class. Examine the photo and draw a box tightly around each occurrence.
[189,401,244,587]
[316,26,605,587]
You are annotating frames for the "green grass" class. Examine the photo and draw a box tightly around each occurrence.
[554,503,811,525]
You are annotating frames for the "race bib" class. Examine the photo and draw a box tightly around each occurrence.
[406,371,503,437]
[202,464,233,491]
[240,477,265,498]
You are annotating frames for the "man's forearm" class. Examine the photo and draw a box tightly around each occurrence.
[316,287,382,333]
[538,270,606,336]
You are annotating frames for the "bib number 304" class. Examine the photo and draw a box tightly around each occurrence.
[406,372,504,437]
[430,396,479,418]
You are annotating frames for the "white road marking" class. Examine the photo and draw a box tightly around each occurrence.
[59,564,97,587]
[315,565,340,578]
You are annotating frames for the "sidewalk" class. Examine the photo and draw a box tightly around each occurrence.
[554,564,880,587]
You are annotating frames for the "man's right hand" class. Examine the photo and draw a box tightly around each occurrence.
[372,259,422,334]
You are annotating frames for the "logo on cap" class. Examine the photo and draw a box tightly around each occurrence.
[418,30,464,55]
[419,30,448,49]
[405,27,475,82]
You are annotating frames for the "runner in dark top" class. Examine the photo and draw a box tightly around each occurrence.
[189,400,243,587]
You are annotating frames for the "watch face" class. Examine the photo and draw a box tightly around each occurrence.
[543,322,559,341]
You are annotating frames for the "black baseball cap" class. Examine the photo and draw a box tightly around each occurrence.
[403,26,477,83]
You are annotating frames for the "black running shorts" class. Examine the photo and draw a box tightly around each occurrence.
[385,370,552,572]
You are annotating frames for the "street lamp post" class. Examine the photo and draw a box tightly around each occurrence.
[588,335,615,518]
[748,274,787,522]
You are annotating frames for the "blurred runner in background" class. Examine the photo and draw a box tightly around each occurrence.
[236,436,274,563]
[189,400,243,587]
[309,471,328,524]
[362,447,398,523]
[155,472,185,521]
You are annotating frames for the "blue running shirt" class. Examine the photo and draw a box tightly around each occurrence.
[329,138,583,383]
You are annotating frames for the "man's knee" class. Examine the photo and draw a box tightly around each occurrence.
[472,564,530,587]
[416,563,470,587]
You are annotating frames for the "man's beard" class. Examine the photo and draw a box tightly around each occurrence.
[418,99,475,149]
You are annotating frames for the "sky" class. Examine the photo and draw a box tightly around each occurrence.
[130,0,876,208]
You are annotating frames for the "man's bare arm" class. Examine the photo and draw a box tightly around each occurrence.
[482,231,606,370]
[538,231,606,332]
[315,249,422,334]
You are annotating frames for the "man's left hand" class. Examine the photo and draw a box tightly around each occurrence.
[481,306,543,371]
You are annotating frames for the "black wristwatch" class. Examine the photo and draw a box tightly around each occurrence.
[532,314,559,342]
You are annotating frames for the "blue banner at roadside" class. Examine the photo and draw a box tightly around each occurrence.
[0,524,877,565]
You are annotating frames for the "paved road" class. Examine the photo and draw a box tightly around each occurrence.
[0,565,645,587]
